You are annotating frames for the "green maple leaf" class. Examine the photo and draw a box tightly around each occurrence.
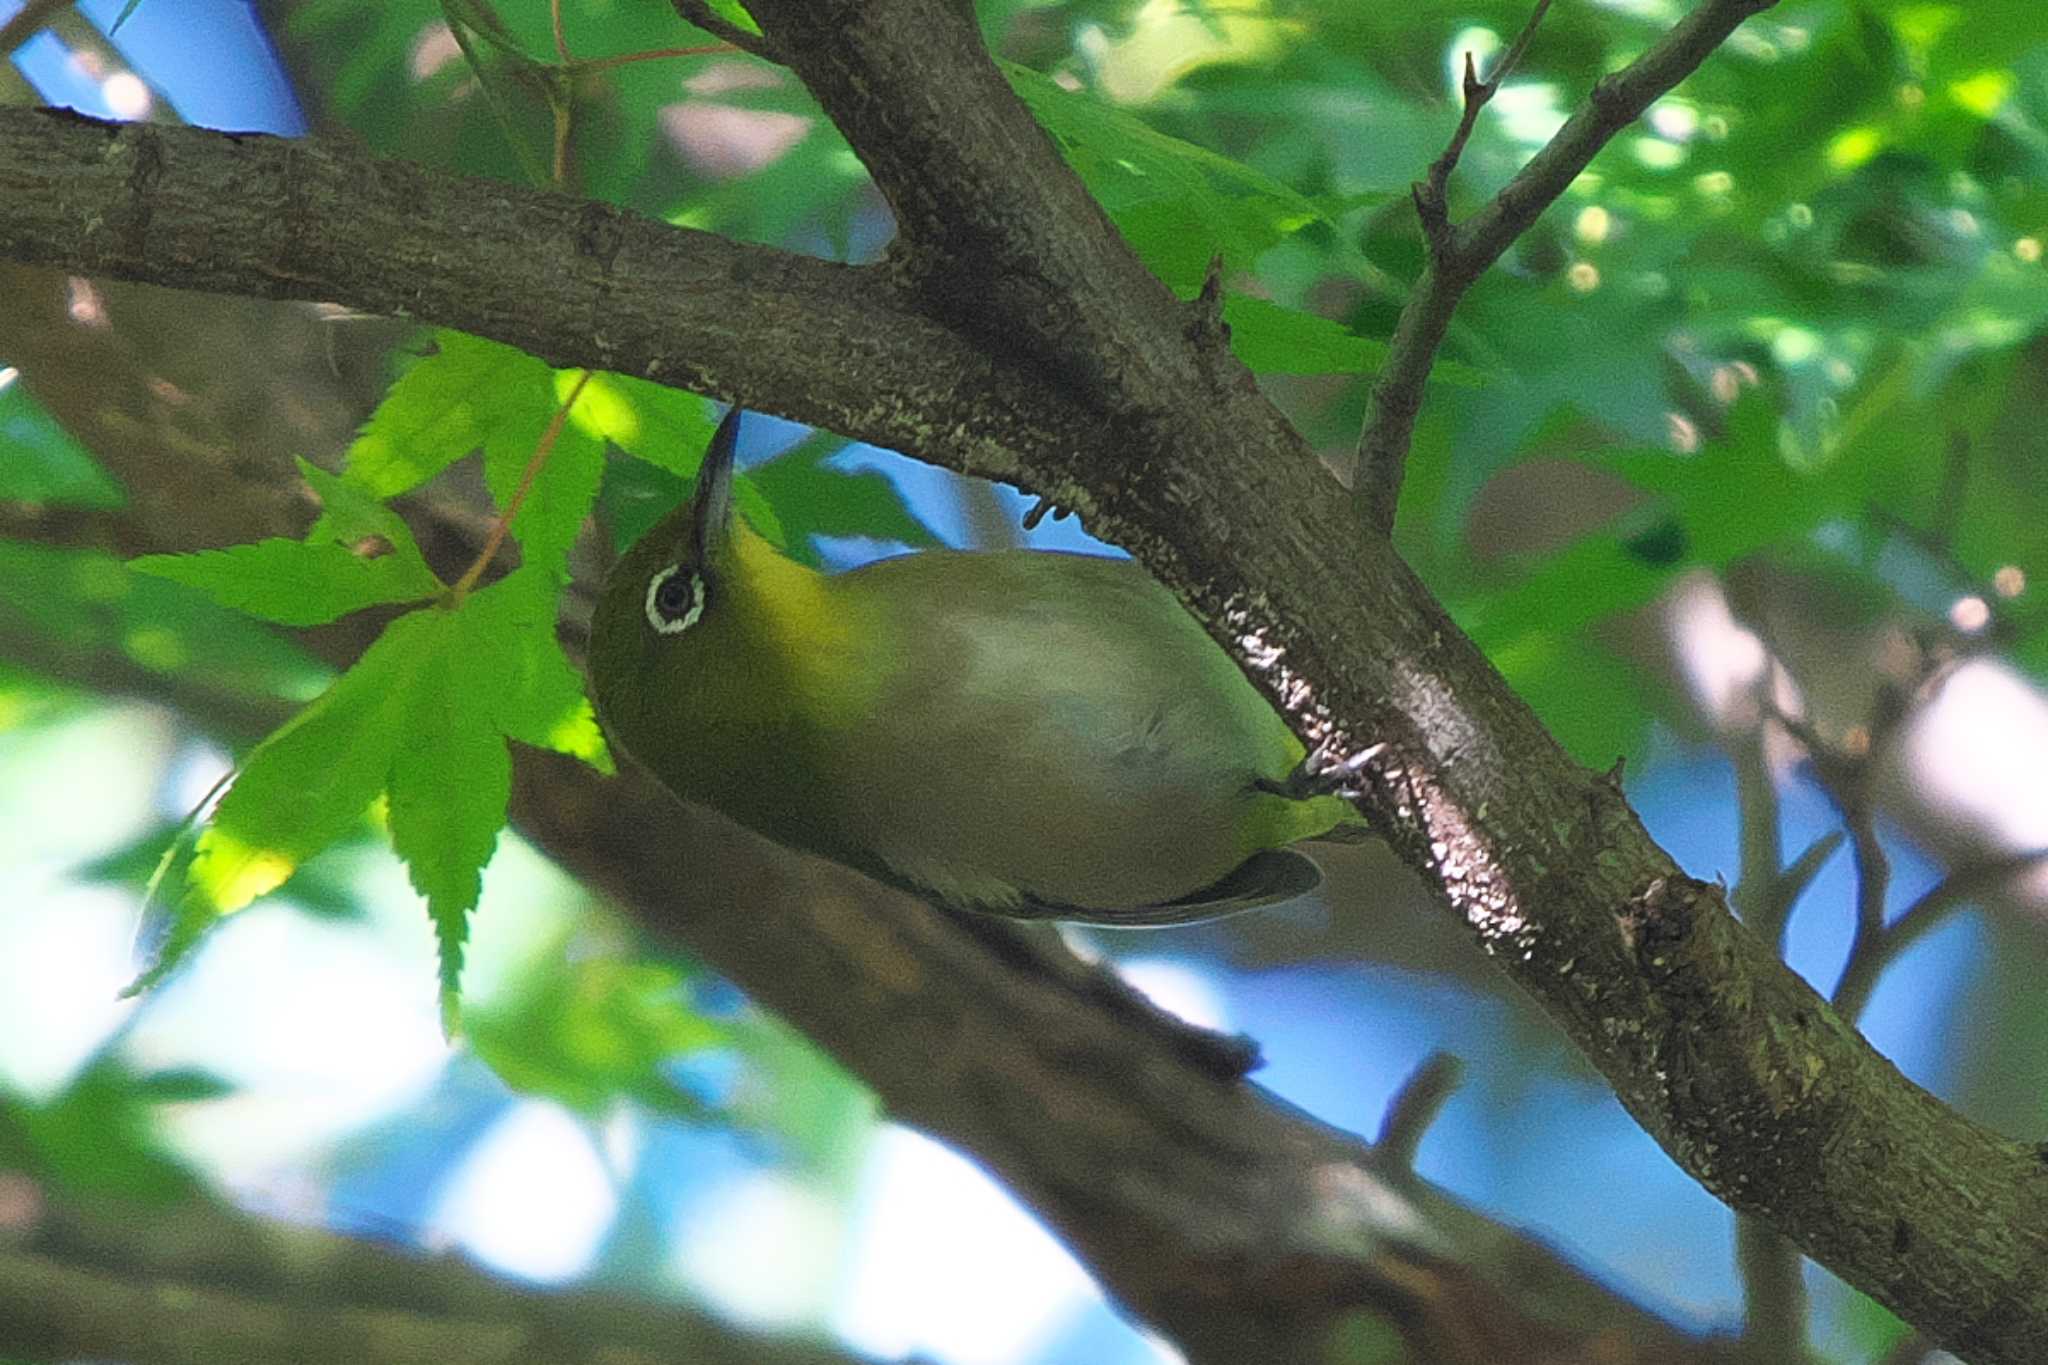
[136,569,608,1029]
[130,460,443,626]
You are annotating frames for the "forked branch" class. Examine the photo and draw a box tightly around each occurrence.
[1355,0,1781,533]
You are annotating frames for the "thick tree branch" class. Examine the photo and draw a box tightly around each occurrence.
[741,0,1232,420]
[0,274,1732,1364]
[741,6,2048,1361]
[0,106,1099,492]
[6,0,2048,1351]
[0,1186,859,1365]
[1355,0,1780,532]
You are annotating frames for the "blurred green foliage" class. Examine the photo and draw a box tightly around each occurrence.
[0,1059,210,1205]
[0,382,123,509]
[466,946,728,1123]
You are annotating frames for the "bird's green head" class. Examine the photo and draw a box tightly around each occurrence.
[588,406,748,731]
[588,407,849,764]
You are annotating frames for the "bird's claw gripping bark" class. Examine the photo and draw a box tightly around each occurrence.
[1259,740,1385,801]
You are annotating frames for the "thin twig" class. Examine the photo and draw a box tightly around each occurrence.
[1376,1051,1464,1171]
[1734,644,1934,1358]
[551,98,572,188]
[1832,849,2048,1022]
[1836,813,1892,988]
[549,0,570,63]
[1413,0,1556,247]
[670,0,782,62]
[1723,671,1843,955]
[1759,830,1847,949]
[1354,0,1780,533]
[1730,638,1989,1353]
[0,0,72,60]
[1737,541,2037,1025]
[545,19,731,187]
[548,0,573,185]
[441,8,552,188]
[1731,725,1785,941]
[1759,698,2029,1024]
[1764,706,1890,1004]
[1735,1217,1809,1363]
[1727,716,1810,1361]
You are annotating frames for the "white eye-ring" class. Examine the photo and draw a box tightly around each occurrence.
[645,564,706,635]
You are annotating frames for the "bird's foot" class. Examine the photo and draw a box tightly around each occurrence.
[1021,497,1075,532]
[1259,740,1386,802]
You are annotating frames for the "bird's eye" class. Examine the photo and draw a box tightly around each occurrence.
[644,565,706,635]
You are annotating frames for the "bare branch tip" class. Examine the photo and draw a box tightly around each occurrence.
[1185,252,1231,350]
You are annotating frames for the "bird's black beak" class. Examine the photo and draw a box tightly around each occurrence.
[689,406,742,566]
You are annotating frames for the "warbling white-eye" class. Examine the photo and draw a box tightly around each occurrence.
[588,410,1370,926]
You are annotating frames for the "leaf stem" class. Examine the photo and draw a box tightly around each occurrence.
[449,371,591,601]
[568,45,729,76]
[551,98,572,189]
[549,0,573,185]
[440,3,552,188]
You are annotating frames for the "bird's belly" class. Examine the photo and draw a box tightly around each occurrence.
[834,748,1256,913]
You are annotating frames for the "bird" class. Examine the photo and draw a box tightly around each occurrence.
[586,409,1371,927]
